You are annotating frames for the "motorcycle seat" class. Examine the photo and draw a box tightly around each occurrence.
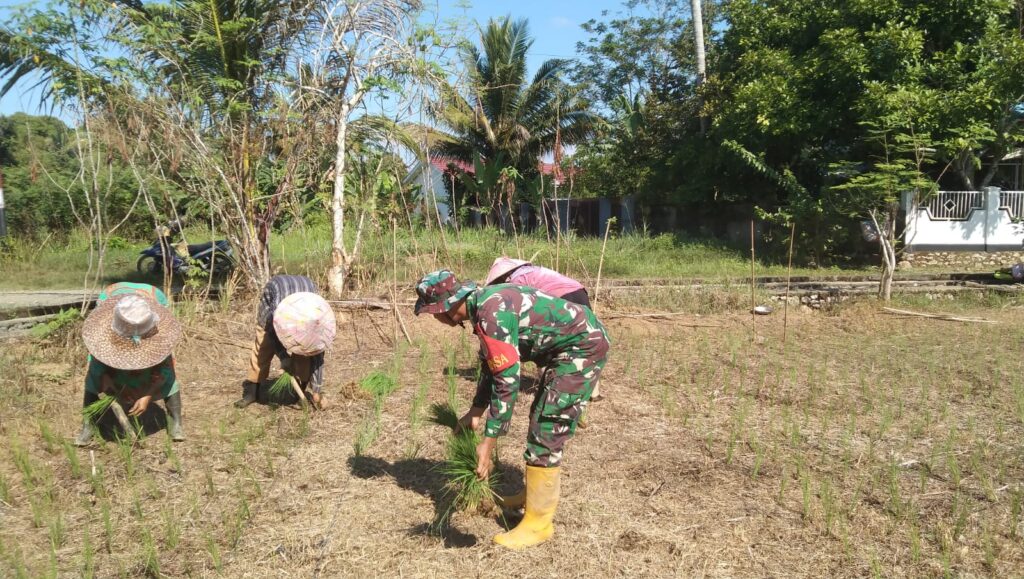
[187,240,230,255]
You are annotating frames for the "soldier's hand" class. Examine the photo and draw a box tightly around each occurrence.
[475,436,496,480]
[456,406,485,433]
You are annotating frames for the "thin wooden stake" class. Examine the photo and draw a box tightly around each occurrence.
[289,375,309,409]
[392,219,398,344]
[750,220,756,342]
[783,222,795,348]
[105,395,135,442]
[389,217,412,345]
[593,217,615,312]
[554,188,561,272]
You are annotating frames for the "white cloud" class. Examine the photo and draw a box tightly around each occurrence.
[549,16,574,29]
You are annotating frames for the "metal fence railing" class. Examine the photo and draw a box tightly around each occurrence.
[920,191,985,221]
[999,190,1024,221]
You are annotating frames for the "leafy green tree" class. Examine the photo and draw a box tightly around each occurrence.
[571,0,729,215]
[713,0,1024,262]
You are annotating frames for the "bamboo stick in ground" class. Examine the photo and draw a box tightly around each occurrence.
[783,222,796,348]
[750,220,756,342]
[593,217,615,312]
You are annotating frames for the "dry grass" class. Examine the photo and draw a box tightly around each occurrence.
[0,290,1022,576]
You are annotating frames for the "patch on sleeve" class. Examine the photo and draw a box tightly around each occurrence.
[478,330,519,373]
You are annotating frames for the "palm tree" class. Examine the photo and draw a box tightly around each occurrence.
[430,16,597,220]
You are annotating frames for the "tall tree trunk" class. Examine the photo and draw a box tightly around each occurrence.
[328,108,350,299]
[691,0,707,135]
[873,206,897,301]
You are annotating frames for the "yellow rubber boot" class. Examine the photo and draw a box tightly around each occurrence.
[493,466,559,549]
[495,489,525,510]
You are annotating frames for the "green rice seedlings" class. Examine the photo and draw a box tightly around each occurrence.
[48,510,65,549]
[101,500,114,553]
[268,371,295,397]
[360,370,398,399]
[205,533,222,572]
[82,394,116,425]
[427,403,499,530]
[10,440,35,486]
[163,507,181,549]
[81,528,95,579]
[439,430,499,513]
[427,402,459,431]
[61,440,82,478]
[141,527,160,577]
[38,421,59,454]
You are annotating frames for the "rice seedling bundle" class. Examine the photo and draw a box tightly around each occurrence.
[82,395,116,424]
[427,403,499,528]
[268,371,295,397]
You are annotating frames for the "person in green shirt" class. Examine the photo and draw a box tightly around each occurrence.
[75,282,184,446]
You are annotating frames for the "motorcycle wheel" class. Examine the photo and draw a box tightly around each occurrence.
[136,255,161,274]
[210,252,236,276]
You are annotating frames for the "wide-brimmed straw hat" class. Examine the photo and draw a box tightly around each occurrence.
[414,270,477,315]
[273,292,336,356]
[82,294,181,370]
[484,257,531,285]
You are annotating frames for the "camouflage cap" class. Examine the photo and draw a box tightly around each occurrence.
[414,270,477,315]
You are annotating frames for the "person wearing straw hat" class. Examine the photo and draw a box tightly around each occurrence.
[415,269,610,549]
[235,275,336,410]
[75,282,184,446]
[484,257,591,308]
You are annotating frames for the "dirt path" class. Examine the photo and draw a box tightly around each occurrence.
[0,290,98,314]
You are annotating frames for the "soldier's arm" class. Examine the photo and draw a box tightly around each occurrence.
[476,308,522,438]
[471,358,491,410]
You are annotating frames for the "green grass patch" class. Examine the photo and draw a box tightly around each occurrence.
[0,224,875,291]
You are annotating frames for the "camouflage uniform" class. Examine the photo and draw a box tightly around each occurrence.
[467,284,610,467]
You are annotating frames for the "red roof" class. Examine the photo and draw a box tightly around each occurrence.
[538,162,579,184]
[429,157,473,174]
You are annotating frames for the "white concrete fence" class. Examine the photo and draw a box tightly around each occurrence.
[902,187,1024,251]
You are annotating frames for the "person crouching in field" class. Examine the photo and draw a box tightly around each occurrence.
[415,269,610,549]
[485,257,591,307]
[76,282,184,446]
[235,275,335,410]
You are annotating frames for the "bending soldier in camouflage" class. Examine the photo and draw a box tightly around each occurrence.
[414,269,610,549]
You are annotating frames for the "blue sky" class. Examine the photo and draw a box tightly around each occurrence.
[0,0,636,118]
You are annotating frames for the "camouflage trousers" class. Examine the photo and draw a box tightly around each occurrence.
[524,342,609,467]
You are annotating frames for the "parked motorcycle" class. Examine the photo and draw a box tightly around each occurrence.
[136,222,235,277]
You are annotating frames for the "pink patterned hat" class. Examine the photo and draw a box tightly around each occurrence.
[273,292,336,356]
[484,257,531,285]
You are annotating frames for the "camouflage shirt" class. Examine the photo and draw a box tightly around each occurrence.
[468,284,610,438]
